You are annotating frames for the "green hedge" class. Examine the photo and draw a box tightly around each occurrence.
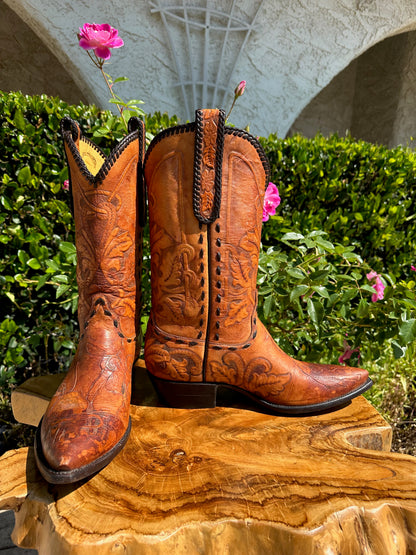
[1,90,415,405]
[262,133,416,279]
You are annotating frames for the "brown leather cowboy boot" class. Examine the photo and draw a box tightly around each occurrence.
[34,116,145,483]
[144,108,372,414]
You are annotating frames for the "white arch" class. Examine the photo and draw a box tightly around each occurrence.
[4,0,416,137]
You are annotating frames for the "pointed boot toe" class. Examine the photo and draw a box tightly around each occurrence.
[35,411,131,483]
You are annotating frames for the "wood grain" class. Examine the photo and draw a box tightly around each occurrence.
[1,364,416,554]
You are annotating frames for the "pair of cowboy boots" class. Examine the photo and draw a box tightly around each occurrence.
[35,109,372,484]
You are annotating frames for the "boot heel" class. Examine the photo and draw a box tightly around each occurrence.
[149,374,218,409]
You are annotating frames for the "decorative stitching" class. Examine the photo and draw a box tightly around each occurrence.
[61,116,142,187]
[192,109,225,224]
[79,297,136,343]
[150,316,255,351]
[224,127,271,183]
[145,118,271,189]
[144,122,196,164]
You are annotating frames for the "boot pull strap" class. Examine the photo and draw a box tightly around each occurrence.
[193,108,225,224]
[60,117,82,217]
[61,117,81,145]
[128,117,147,228]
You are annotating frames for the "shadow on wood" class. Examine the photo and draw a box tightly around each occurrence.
[1,361,416,554]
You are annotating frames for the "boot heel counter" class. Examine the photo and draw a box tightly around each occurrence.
[149,375,217,408]
[144,319,204,382]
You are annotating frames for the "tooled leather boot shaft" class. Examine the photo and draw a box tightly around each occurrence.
[204,126,268,346]
[36,117,146,483]
[64,119,144,341]
[144,110,269,380]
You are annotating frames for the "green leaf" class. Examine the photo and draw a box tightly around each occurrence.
[306,230,327,238]
[36,274,49,290]
[27,258,41,270]
[61,339,75,349]
[314,236,335,251]
[16,166,32,185]
[290,284,309,302]
[361,284,378,294]
[311,285,330,298]
[391,340,406,359]
[341,289,358,302]
[54,274,69,284]
[356,299,370,318]
[59,242,76,254]
[399,319,416,344]
[1,196,13,211]
[5,292,16,304]
[263,295,274,319]
[309,269,330,282]
[281,232,304,241]
[307,298,324,326]
[13,109,26,131]
[287,268,305,279]
[18,250,29,265]
[46,259,60,272]
[56,284,70,299]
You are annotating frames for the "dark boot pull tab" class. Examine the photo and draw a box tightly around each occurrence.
[60,117,82,218]
[60,117,81,144]
[192,108,225,224]
[128,117,147,228]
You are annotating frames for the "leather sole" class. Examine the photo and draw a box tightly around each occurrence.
[149,374,374,415]
[34,417,131,484]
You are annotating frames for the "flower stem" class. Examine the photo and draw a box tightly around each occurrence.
[225,97,237,122]
[88,51,128,132]
[99,65,128,132]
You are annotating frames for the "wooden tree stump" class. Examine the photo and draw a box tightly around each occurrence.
[1,361,416,554]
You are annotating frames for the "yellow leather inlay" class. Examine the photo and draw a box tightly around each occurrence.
[79,138,105,176]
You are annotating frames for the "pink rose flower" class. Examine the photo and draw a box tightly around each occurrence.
[234,80,246,98]
[366,270,385,302]
[411,265,416,272]
[262,182,281,222]
[78,23,124,60]
[62,179,70,191]
[338,339,360,364]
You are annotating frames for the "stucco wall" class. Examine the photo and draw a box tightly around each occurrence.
[290,30,416,147]
[3,0,416,139]
[0,0,87,104]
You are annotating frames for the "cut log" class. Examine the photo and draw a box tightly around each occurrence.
[1,363,416,554]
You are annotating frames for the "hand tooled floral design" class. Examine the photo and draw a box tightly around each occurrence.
[202,146,216,168]
[209,351,291,402]
[244,358,291,400]
[101,227,134,277]
[222,228,260,327]
[149,221,202,326]
[74,183,136,328]
[77,193,134,286]
[146,343,203,382]
[294,359,361,393]
[225,301,249,326]
[199,113,218,219]
[209,358,240,384]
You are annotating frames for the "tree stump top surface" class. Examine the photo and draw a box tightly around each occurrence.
[2,365,416,554]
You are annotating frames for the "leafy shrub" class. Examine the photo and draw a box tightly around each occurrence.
[257,231,416,363]
[261,133,416,280]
